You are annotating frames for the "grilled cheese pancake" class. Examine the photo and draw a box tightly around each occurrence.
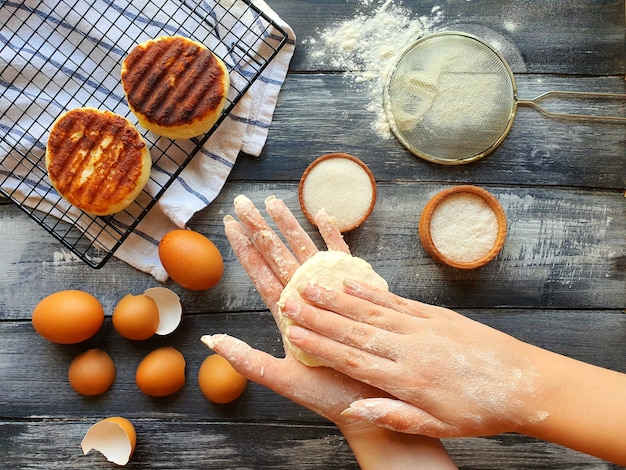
[45,107,151,216]
[121,36,230,139]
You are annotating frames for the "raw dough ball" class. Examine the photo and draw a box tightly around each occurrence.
[278,250,388,366]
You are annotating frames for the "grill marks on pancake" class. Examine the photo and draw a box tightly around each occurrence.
[47,109,147,213]
[123,38,227,128]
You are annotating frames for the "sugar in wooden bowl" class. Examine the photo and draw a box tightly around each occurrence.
[419,185,507,269]
[299,153,377,232]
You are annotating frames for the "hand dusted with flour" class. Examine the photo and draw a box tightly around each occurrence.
[202,194,457,469]
[201,195,626,467]
[284,281,547,437]
[286,281,626,465]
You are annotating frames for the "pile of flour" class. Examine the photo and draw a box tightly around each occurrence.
[307,0,443,138]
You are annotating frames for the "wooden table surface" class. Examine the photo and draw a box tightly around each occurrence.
[1,0,625,468]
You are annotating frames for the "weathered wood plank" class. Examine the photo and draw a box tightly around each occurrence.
[0,420,620,469]
[1,181,623,318]
[1,309,624,420]
[445,435,625,470]
[1,1,624,468]
[231,74,626,189]
[0,420,357,469]
[271,0,626,75]
[1,306,624,468]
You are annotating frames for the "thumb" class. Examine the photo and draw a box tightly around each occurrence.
[201,334,287,386]
[341,398,461,437]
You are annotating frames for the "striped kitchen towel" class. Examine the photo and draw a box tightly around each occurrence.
[0,0,295,281]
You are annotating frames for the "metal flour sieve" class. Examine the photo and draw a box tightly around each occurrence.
[383,31,626,164]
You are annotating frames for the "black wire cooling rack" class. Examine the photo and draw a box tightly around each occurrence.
[0,0,288,268]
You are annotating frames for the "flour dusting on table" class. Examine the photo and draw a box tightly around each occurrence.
[307,0,443,138]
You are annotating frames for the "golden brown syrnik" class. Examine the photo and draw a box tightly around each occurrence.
[45,107,151,216]
[121,35,230,139]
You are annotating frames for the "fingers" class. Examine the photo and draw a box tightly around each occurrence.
[264,195,318,263]
[344,279,439,319]
[201,333,325,409]
[285,318,398,388]
[299,283,413,333]
[234,194,299,284]
[201,333,276,384]
[341,398,461,437]
[201,333,314,397]
[282,297,399,359]
[201,333,384,423]
[314,209,350,254]
[231,196,353,278]
[224,215,283,316]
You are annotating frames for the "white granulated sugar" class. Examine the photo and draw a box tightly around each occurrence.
[301,157,374,229]
[308,0,443,138]
[430,193,498,263]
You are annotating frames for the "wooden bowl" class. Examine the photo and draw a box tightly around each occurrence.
[298,153,377,232]
[418,185,507,269]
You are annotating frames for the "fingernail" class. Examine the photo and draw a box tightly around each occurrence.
[281,298,300,318]
[287,325,308,342]
[341,404,367,419]
[200,333,227,349]
[299,283,321,300]
[343,279,362,294]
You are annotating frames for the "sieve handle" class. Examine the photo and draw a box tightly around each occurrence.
[518,91,626,122]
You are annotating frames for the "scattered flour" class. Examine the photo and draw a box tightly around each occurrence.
[307,0,443,138]
[52,248,84,264]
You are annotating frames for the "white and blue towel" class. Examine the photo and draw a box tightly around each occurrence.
[0,0,295,281]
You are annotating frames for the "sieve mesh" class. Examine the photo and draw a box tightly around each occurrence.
[384,32,517,164]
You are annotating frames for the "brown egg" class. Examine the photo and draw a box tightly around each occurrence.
[68,349,116,396]
[198,354,247,404]
[32,290,104,344]
[112,293,159,340]
[158,229,224,290]
[135,346,186,397]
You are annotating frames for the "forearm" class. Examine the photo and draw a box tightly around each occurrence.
[339,423,457,470]
[520,344,626,465]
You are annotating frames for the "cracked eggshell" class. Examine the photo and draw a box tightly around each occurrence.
[144,287,182,336]
[81,416,136,466]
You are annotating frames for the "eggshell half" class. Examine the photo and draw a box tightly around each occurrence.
[81,417,136,466]
[144,287,182,335]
